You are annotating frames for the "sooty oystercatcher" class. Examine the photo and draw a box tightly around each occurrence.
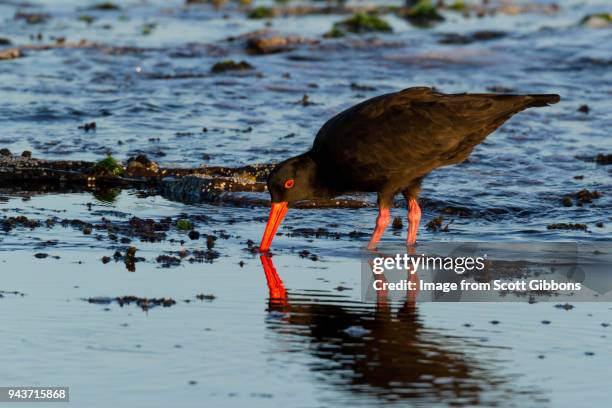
[260,87,560,251]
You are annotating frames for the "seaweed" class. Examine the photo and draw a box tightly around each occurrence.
[141,22,158,36]
[93,155,124,177]
[324,26,346,38]
[248,6,274,19]
[78,15,95,24]
[447,0,466,11]
[331,13,392,36]
[400,0,444,27]
[211,59,254,73]
[580,13,612,28]
[176,219,194,231]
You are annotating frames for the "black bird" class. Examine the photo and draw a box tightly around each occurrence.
[260,87,560,251]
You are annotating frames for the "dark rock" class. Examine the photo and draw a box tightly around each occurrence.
[156,255,182,267]
[126,154,159,177]
[555,303,574,310]
[596,154,612,165]
[438,30,505,44]
[575,189,602,205]
[188,249,220,263]
[78,122,96,131]
[426,216,452,232]
[211,60,253,73]
[206,234,216,249]
[577,104,590,114]
[547,223,588,231]
[91,2,120,10]
[391,216,403,229]
[87,296,176,311]
[124,246,138,272]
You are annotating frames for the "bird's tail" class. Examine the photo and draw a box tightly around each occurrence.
[524,94,561,107]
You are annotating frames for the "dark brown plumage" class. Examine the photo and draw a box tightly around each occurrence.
[260,87,560,251]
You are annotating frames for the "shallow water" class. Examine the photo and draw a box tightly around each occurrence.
[0,0,611,406]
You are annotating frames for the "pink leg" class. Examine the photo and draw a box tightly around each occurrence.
[367,207,390,250]
[407,199,421,246]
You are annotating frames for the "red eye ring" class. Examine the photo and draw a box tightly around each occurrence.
[284,179,295,189]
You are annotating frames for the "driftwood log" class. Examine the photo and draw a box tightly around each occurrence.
[0,154,372,209]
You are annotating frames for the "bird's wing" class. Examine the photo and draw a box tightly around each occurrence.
[311,87,555,188]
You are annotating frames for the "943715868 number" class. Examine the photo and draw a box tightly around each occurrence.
[1,387,69,402]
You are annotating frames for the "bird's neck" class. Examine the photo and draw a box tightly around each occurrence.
[303,151,342,199]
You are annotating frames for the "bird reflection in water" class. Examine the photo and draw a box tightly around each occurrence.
[259,255,539,406]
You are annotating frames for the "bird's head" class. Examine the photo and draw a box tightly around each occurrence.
[260,154,320,251]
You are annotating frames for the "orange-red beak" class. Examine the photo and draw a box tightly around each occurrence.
[259,202,288,251]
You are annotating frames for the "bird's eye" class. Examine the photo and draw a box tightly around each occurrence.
[284,179,295,189]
